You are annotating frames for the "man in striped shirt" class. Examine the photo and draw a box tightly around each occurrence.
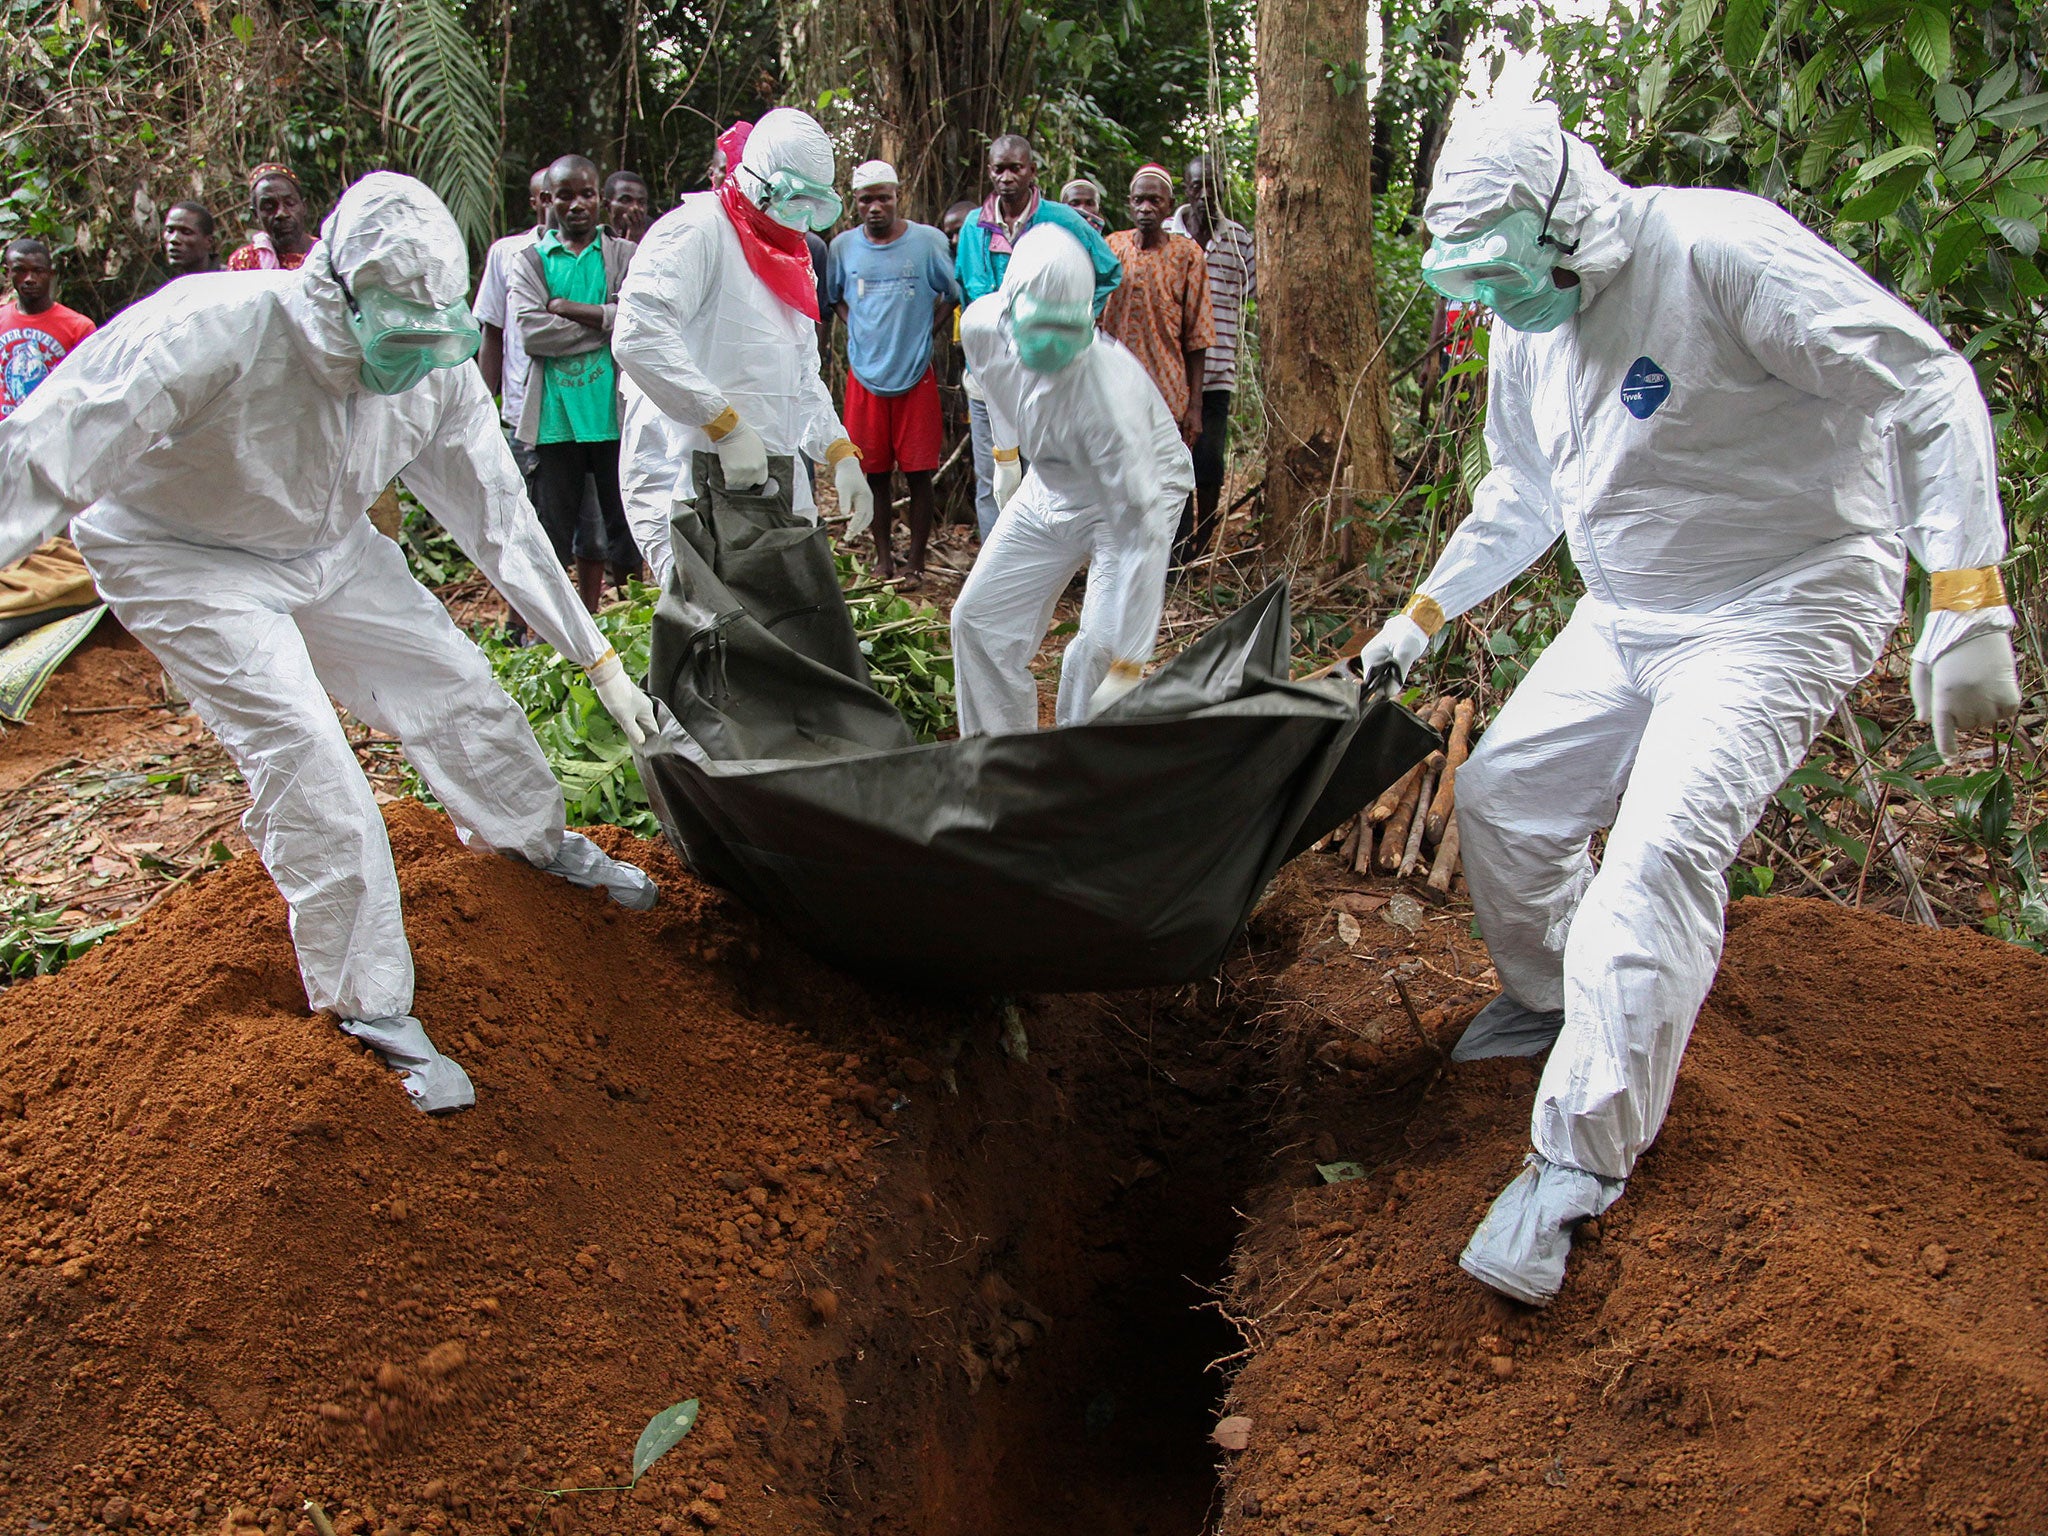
[1165,155,1256,566]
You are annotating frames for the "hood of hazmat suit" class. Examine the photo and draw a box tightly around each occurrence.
[323,172,474,309]
[321,174,482,395]
[614,146,850,577]
[630,451,1439,992]
[0,171,631,1112]
[1389,100,2013,1304]
[733,108,843,231]
[1424,101,1635,308]
[1001,221,1097,373]
[952,224,1195,735]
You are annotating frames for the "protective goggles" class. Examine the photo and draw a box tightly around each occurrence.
[333,259,482,395]
[1421,132,1580,306]
[1008,291,1095,374]
[744,165,844,233]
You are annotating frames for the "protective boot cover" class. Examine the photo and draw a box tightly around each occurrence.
[1450,991,1566,1061]
[537,829,659,911]
[634,454,1439,993]
[338,1015,476,1113]
[1459,1153,1625,1307]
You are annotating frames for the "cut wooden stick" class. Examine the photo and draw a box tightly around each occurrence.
[1338,814,1363,867]
[1398,766,1437,876]
[1425,698,1475,844]
[1353,817,1375,874]
[1376,764,1429,873]
[1427,811,1461,893]
[1368,762,1423,824]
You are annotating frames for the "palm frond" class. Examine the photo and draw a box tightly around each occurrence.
[355,0,501,250]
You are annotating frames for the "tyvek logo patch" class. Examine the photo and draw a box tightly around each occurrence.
[1619,356,1671,419]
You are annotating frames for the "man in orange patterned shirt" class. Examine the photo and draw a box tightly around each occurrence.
[1099,164,1212,446]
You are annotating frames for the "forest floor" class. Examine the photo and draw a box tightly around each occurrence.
[0,518,2042,1536]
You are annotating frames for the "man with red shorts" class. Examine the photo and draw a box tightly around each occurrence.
[827,161,961,580]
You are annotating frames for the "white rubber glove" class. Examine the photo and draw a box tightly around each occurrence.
[586,650,659,747]
[1911,627,2022,758]
[992,452,1024,512]
[710,413,769,490]
[833,452,874,540]
[1345,613,1431,691]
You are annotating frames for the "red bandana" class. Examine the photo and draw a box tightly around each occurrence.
[715,124,820,322]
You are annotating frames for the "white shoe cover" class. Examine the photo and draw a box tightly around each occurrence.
[339,1014,476,1113]
[540,830,658,911]
[1459,1153,1624,1306]
[1450,992,1566,1062]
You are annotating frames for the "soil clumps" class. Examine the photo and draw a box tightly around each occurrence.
[0,801,898,1536]
[1214,886,2048,1535]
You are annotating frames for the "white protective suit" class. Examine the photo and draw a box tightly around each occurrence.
[0,173,658,1114]
[1373,104,2017,1303]
[614,109,853,585]
[951,226,1195,735]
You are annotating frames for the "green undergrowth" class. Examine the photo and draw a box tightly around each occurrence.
[402,561,956,837]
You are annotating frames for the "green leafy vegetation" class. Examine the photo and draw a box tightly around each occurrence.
[838,556,957,742]
[404,564,956,837]
[0,893,123,981]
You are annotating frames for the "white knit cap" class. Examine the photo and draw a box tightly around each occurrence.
[850,160,899,192]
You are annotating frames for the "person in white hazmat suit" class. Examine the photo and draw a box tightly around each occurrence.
[0,172,664,1115]
[1348,102,2023,1306]
[613,109,874,586]
[950,224,1195,735]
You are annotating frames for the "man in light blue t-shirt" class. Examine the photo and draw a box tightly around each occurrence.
[826,161,961,581]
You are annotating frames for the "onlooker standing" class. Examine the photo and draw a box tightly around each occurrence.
[941,201,975,249]
[226,165,316,271]
[1100,165,1212,450]
[474,165,554,499]
[603,171,653,243]
[161,201,218,279]
[955,134,1121,541]
[1165,154,1255,564]
[827,160,961,581]
[1060,177,1107,233]
[509,155,640,610]
[1,239,96,423]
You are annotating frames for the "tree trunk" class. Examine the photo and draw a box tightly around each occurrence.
[1255,0,1395,569]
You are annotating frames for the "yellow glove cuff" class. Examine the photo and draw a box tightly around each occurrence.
[1402,593,1447,638]
[704,406,740,442]
[992,446,1021,464]
[826,437,863,466]
[584,646,620,674]
[1929,565,2007,612]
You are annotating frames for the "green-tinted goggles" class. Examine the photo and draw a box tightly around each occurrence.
[347,280,483,370]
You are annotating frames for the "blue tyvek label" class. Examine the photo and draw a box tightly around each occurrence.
[1619,356,1671,419]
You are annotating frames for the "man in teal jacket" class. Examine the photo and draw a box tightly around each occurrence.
[955,133,1121,542]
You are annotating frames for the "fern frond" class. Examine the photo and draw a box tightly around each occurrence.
[356,0,500,250]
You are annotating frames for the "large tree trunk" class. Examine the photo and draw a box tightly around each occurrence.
[1255,0,1395,568]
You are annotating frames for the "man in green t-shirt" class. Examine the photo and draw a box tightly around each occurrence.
[510,154,640,610]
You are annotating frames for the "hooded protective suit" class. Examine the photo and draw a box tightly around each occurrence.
[1363,103,2019,1304]
[614,110,863,586]
[0,172,658,1114]
[951,224,1195,735]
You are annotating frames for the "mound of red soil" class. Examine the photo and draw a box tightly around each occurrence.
[1216,897,2048,1536]
[0,801,895,1536]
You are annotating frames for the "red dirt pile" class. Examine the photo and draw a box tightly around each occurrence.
[0,801,900,1536]
[1215,894,2048,1535]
